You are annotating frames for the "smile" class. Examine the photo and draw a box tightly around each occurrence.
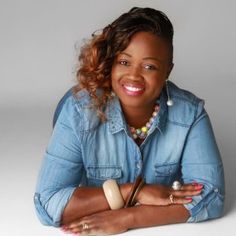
[122,84,145,96]
[123,85,144,92]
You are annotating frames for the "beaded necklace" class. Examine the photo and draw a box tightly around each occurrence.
[129,104,159,140]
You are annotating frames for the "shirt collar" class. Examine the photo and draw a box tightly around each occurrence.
[107,97,127,134]
[150,89,168,135]
[107,90,168,135]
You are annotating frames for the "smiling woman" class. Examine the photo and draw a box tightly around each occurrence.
[34,7,225,235]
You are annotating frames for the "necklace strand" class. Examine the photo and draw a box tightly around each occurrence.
[129,104,159,140]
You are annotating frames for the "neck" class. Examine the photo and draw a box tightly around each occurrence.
[121,103,156,128]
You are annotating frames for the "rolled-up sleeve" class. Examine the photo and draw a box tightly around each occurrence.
[34,97,84,227]
[182,102,225,222]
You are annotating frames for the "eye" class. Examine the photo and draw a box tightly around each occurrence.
[143,64,158,70]
[118,59,130,66]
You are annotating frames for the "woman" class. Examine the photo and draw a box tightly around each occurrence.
[34,7,225,235]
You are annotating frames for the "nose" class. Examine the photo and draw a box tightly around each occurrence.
[127,65,142,81]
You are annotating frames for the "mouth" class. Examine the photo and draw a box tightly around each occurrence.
[122,83,145,96]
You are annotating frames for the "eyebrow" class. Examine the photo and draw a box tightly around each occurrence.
[119,52,163,62]
[143,57,163,62]
[119,52,131,57]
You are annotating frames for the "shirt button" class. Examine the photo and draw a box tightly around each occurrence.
[214,188,219,193]
[136,163,141,169]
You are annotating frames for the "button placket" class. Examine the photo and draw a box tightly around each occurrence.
[134,148,143,177]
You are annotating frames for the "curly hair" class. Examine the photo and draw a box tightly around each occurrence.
[73,7,174,121]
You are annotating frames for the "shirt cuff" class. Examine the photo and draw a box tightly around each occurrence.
[34,186,76,227]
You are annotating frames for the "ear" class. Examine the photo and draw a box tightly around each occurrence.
[166,63,174,79]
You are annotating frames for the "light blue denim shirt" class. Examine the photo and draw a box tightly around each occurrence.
[34,82,225,227]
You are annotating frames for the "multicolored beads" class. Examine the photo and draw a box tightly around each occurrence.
[129,104,159,140]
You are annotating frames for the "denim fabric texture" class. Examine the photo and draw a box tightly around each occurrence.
[34,81,225,226]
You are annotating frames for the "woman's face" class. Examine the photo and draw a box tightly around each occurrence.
[111,31,173,110]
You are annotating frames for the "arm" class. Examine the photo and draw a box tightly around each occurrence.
[61,183,131,224]
[65,183,202,234]
[34,96,131,226]
[34,97,85,226]
[65,203,190,235]
[129,204,189,228]
[181,105,225,222]
[62,181,201,225]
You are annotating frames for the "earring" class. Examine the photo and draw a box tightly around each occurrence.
[166,80,174,106]
[111,91,116,97]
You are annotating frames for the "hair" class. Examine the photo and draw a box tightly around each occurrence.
[74,7,174,121]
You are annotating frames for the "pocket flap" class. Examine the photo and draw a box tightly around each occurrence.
[87,166,122,180]
[154,163,179,176]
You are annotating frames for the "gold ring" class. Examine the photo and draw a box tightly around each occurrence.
[169,194,174,204]
[82,223,89,230]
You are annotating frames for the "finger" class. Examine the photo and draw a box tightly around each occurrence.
[173,188,202,197]
[68,221,89,233]
[181,183,204,191]
[67,221,81,229]
[67,215,91,229]
[71,222,98,236]
[60,226,71,234]
[170,196,193,205]
[69,221,89,234]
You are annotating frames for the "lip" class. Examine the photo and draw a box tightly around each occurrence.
[122,83,145,96]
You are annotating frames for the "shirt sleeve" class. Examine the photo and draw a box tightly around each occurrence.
[34,97,84,227]
[181,101,225,222]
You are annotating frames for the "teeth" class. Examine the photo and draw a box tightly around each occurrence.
[124,85,143,92]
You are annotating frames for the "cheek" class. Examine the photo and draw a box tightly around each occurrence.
[111,70,115,86]
[111,68,119,89]
[111,66,122,84]
[111,66,117,79]
[149,79,166,96]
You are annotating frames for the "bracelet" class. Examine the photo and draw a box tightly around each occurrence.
[124,175,145,208]
[103,179,124,210]
[130,178,145,206]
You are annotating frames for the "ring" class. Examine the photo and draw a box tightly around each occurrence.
[169,194,174,204]
[172,181,182,190]
[82,223,89,230]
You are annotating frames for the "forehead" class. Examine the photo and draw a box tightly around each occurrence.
[121,31,171,61]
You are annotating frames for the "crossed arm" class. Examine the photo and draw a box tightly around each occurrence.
[61,182,202,235]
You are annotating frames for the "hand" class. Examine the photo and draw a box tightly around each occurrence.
[63,209,131,235]
[137,182,203,206]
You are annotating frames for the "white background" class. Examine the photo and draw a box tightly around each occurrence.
[0,0,235,235]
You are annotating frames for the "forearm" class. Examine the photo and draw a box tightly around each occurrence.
[65,183,195,235]
[61,183,131,225]
[126,204,190,229]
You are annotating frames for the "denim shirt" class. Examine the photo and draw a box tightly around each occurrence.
[34,82,225,227]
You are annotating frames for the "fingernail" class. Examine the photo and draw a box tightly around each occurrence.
[186,198,192,201]
[61,226,69,232]
[192,182,203,189]
[196,184,203,190]
[61,228,71,234]
[196,186,202,189]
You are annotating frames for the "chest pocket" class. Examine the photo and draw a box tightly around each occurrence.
[154,163,180,185]
[86,166,122,187]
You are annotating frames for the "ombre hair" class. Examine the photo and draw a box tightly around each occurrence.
[74,7,174,120]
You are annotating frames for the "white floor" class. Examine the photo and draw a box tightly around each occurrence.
[0,105,235,236]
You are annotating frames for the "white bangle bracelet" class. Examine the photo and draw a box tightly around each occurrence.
[103,179,124,210]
